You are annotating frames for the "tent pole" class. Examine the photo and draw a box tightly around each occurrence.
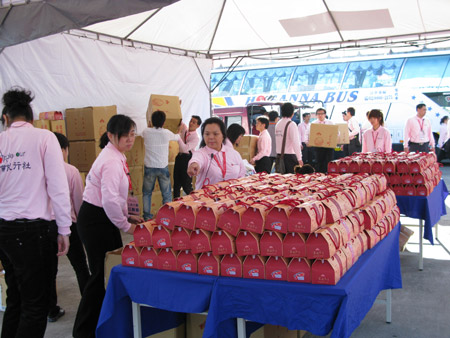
[124,8,162,40]
[207,0,227,56]
[322,0,344,41]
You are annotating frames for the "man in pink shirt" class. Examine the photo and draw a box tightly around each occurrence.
[298,112,312,165]
[173,115,201,198]
[404,103,435,153]
[342,107,361,156]
[275,102,303,174]
[250,116,272,173]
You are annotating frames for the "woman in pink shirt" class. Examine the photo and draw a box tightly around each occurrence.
[250,116,272,173]
[188,117,246,189]
[73,115,143,338]
[0,88,71,338]
[362,109,392,153]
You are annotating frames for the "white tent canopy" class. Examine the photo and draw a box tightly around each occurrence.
[80,0,450,59]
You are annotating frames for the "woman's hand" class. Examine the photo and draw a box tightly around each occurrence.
[129,215,144,224]
[126,223,137,235]
[57,235,70,256]
[187,162,200,177]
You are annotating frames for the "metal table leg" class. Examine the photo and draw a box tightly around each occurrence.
[132,301,142,338]
[237,318,246,338]
[419,219,423,271]
[386,289,392,323]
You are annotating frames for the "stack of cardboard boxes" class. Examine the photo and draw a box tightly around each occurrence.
[65,105,117,175]
[33,111,67,136]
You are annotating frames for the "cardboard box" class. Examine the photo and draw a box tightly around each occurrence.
[0,272,7,311]
[186,314,206,338]
[251,325,306,338]
[177,250,198,273]
[80,172,87,186]
[105,247,123,287]
[125,136,145,166]
[235,135,258,162]
[129,166,144,196]
[168,141,179,164]
[146,94,182,134]
[151,191,164,217]
[69,140,101,172]
[33,119,51,130]
[65,105,117,141]
[50,120,66,135]
[309,124,339,148]
[146,324,185,338]
[336,123,350,144]
[39,111,63,120]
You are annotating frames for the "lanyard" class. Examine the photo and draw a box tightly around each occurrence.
[214,152,227,180]
[418,118,424,131]
[123,161,133,192]
[371,130,379,148]
[185,131,189,143]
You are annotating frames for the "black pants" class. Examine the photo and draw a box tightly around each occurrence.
[301,142,314,165]
[343,136,361,157]
[277,153,299,174]
[0,219,57,338]
[314,147,335,173]
[255,156,273,174]
[73,202,123,338]
[49,222,91,315]
[408,141,430,153]
[173,153,193,198]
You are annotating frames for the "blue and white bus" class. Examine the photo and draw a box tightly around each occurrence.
[211,52,450,144]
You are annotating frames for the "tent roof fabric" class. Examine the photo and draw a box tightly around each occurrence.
[80,0,450,59]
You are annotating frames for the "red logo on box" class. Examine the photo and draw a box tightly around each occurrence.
[203,266,214,274]
[182,263,192,271]
[271,270,283,279]
[248,269,260,277]
[126,257,135,265]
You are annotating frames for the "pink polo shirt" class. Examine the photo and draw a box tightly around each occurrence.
[298,122,310,143]
[362,126,392,153]
[64,162,84,223]
[189,145,246,190]
[178,129,200,154]
[83,142,131,232]
[253,129,271,162]
[404,115,434,147]
[275,118,302,162]
[0,122,72,235]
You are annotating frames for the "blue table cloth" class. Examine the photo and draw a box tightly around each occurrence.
[396,180,448,244]
[97,225,402,338]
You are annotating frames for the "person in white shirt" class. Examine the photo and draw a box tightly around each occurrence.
[268,111,279,168]
[142,110,181,220]
[173,115,201,198]
[298,112,312,165]
[311,108,334,173]
[437,116,449,163]
[404,103,435,153]
[342,107,361,156]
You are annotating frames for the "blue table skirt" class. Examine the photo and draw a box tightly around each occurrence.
[97,225,402,338]
[396,180,448,244]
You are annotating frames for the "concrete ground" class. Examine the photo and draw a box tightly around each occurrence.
[1,169,450,338]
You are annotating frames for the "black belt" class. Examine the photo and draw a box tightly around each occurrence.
[0,218,44,224]
[409,141,429,146]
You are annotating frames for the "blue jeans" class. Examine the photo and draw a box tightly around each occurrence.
[143,166,172,220]
[0,219,57,338]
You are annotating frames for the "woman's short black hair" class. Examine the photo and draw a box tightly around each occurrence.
[256,116,269,129]
[368,109,384,126]
[54,132,69,149]
[281,102,294,118]
[2,87,34,123]
[440,116,448,124]
[199,117,227,148]
[152,110,166,128]
[226,123,246,145]
[100,114,136,149]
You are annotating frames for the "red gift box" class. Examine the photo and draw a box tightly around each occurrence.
[176,250,198,273]
[346,210,364,237]
[139,247,158,268]
[361,204,377,230]
[306,223,344,259]
[190,229,212,254]
[355,232,369,254]
[265,256,288,281]
[282,232,307,258]
[156,201,184,230]
[243,255,266,279]
[287,200,326,233]
[220,254,243,278]
[217,205,246,237]
[133,220,156,247]
[241,200,275,234]
[327,161,339,173]
[211,230,236,255]
[383,160,396,174]
[311,254,344,285]
[198,252,220,276]
[122,242,141,267]
[152,225,172,249]
[321,196,347,224]
[171,227,191,251]
[174,201,204,230]
[157,248,177,271]
[236,231,260,256]
[260,231,284,257]
[195,200,234,232]
[265,200,298,234]
[287,257,311,283]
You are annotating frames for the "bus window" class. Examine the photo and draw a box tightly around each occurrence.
[342,59,403,89]
[289,63,347,92]
[225,115,242,128]
[211,71,246,97]
[399,55,450,91]
[240,67,295,95]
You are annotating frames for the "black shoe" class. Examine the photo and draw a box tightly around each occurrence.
[48,306,65,323]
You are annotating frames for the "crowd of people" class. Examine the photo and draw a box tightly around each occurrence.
[0,86,446,338]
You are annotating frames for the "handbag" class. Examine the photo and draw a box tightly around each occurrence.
[275,121,292,174]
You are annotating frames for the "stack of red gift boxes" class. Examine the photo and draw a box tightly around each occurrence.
[122,173,400,285]
[328,152,441,196]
